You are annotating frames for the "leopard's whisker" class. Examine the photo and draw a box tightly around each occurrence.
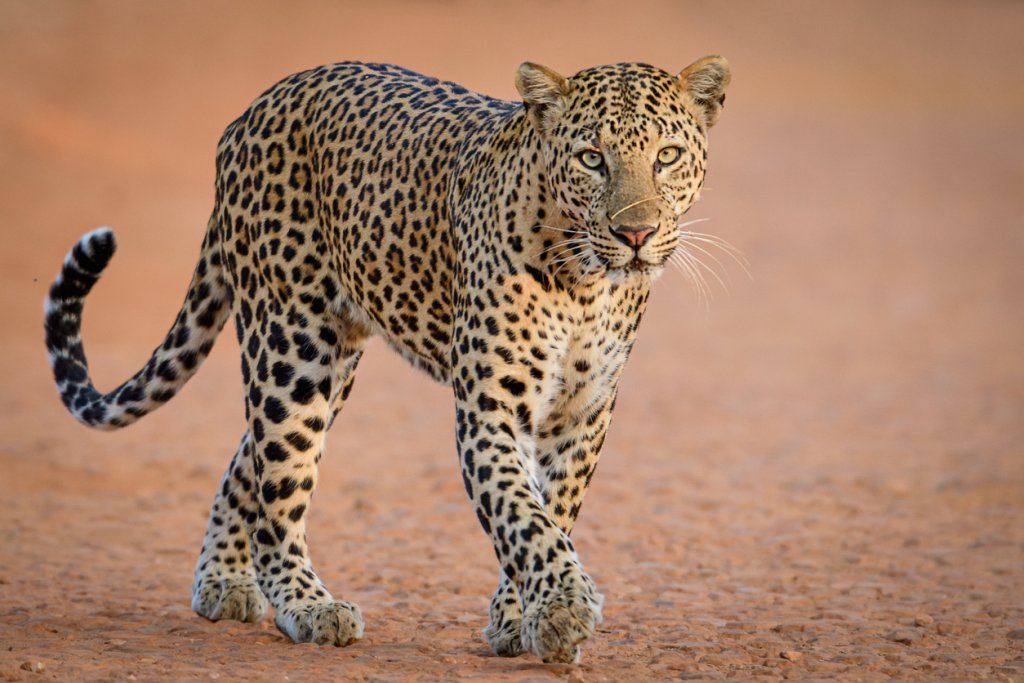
[582,249,602,278]
[677,219,738,249]
[539,237,589,257]
[609,195,661,222]
[550,253,582,270]
[560,258,583,293]
[676,217,713,230]
[561,254,585,290]
[670,250,712,310]
[678,231,746,258]
[676,241,731,288]
[677,245,728,293]
[681,249,714,305]
[536,223,586,236]
[538,226,601,285]
[550,247,583,282]
[676,225,747,256]
[679,234,751,277]
[667,252,705,305]
[572,249,602,293]
[675,217,750,278]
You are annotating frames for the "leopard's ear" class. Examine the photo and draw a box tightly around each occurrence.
[677,55,731,129]
[516,62,570,134]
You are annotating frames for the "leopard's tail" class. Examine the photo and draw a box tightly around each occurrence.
[44,223,230,430]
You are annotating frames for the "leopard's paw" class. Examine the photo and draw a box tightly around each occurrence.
[521,587,604,664]
[192,576,267,623]
[484,617,525,657]
[274,601,364,646]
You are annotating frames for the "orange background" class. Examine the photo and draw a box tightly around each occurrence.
[1,2,1022,680]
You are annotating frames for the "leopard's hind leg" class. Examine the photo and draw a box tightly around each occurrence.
[240,299,370,646]
[192,432,268,623]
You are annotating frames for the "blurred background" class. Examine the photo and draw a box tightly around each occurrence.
[1,1,1021,680]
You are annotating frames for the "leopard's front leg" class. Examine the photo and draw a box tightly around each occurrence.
[454,354,603,663]
[484,571,525,656]
[482,391,618,658]
[535,391,617,536]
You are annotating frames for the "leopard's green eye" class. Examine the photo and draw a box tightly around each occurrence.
[657,146,682,166]
[578,150,604,170]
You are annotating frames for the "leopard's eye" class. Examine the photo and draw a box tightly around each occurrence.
[578,150,604,170]
[657,146,682,166]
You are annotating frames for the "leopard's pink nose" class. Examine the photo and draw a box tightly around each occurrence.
[610,224,656,248]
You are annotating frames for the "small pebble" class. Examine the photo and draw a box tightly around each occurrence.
[885,628,922,645]
[20,661,46,673]
[780,650,803,662]
[914,614,934,627]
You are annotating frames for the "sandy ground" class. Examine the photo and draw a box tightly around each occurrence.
[1,1,1022,681]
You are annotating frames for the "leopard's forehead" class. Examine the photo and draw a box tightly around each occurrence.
[561,63,699,140]
[571,62,676,94]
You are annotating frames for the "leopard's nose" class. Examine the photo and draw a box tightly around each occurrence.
[610,224,656,249]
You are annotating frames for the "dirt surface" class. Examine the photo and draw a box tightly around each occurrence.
[1,1,1022,681]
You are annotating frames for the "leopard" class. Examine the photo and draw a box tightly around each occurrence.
[43,56,731,663]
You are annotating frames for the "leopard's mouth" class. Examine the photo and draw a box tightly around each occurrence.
[624,257,649,272]
[604,256,662,282]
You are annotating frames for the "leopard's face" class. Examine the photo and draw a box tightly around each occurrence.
[517,59,730,279]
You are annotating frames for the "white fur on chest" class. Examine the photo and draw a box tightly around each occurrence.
[549,287,637,422]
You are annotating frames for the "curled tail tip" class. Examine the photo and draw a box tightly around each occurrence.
[44,227,128,431]
[46,227,119,309]
[76,226,118,271]
[45,224,227,432]
[84,225,116,246]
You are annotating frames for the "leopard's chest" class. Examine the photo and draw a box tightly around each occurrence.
[548,283,649,420]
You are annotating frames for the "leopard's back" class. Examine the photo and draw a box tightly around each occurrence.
[214,62,517,382]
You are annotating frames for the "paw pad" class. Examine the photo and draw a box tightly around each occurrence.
[192,577,267,624]
[275,601,364,646]
[521,590,603,663]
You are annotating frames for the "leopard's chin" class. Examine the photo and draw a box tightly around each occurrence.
[605,258,662,285]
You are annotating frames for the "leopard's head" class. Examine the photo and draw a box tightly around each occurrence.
[517,57,730,281]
